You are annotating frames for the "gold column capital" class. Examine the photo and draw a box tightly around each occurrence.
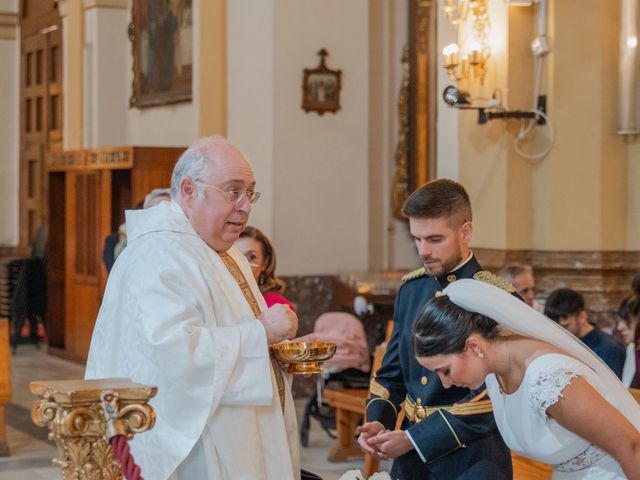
[31,378,157,480]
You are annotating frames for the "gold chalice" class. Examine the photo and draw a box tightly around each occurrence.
[270,341,337,375]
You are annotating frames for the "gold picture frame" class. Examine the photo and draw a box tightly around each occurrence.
[392,0,434,218]
[128,0,193,108]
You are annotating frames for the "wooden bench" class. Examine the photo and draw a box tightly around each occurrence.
[324,337,390,476]
[0,317,11,456]
[323,388,368,462]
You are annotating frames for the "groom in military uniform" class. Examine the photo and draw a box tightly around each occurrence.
[358,179,513,480]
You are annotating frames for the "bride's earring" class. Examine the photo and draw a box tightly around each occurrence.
[477,352,484,359]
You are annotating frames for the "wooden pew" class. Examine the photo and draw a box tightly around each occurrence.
[511,453,552,479]
[323,321,393,474]
[0,317,11,456]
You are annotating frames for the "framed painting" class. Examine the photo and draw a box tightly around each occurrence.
[302,49,342,115]
[128,0,193,108]
[392,0,434,218]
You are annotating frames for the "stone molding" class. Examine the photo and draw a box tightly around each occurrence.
[57,0,69,18]
[0,13,18,40]
[475,248,640,328]
[82,0,129,10]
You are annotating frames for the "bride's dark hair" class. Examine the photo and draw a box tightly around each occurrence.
[413,295,502,357]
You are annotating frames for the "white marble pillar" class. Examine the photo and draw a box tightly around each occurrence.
[0,8,19,246]
[83,0,128,147]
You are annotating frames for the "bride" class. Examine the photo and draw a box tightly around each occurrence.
[413,279,640,479]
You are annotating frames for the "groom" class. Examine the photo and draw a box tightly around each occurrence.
[358,179,513,480]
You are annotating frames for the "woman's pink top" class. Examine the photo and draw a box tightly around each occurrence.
[263,292,296,312]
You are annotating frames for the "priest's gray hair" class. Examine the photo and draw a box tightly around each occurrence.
[171,136,228,205]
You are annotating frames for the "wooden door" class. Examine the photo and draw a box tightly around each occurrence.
[65,171,104,361]
[20,1,62,249]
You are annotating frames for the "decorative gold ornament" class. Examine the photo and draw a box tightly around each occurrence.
[270,342,337,375]
[441,0,491,85]
[30,378,157,480]
[391,45,411,219]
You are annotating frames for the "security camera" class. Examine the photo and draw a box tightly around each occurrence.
[443,85,470,107]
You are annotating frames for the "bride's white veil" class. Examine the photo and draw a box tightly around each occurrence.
[443,279,640,428]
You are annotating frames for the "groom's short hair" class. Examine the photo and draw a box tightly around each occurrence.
[402,178,472,228]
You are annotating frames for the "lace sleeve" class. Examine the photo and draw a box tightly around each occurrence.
[528,366,579,419]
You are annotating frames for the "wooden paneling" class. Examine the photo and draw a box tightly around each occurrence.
[47,172,65,348]
[20,3,62,250]
[511,453,552,480]
[48,146,184,362]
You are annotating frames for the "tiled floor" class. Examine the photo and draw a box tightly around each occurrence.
[1,345,381,480]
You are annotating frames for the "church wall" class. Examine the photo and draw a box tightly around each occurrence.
[628,141,640,250]
[226,0,275,237]
[456,0,511,251]
[272,0,369,276]
[84,6,128,147]
[388,1,422,272]
[0,16,19,247]
[123,1,197,147]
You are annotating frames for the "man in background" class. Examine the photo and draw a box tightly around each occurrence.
[499,263,541,311]
[546,287,626,379]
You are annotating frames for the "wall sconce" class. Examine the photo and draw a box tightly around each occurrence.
[442,43,468,81]
[442,0,469,25]
[441,0,491,85]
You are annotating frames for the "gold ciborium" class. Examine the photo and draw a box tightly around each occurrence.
[270,342,337,375]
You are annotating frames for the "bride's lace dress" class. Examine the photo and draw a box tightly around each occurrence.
[486,353,627,479]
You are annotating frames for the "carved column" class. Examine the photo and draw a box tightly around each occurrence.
[30,378,156,480]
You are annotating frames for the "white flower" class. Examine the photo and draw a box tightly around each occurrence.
[338,470,394,480]
[338,470,365,480]
[368,472,393,480]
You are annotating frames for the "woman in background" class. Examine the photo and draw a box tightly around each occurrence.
[235,226,295,311]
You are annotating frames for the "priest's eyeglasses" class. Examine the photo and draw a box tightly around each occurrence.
[197,182,261,204]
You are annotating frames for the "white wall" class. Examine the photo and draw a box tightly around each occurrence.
[227,0,275,234]
[385,0,421,271]
[124,1,198,147]
[84,6,128,147]
[435,0,460,180]
[0,3,19,246]
[227,0,371,275]
[271,0,369,275]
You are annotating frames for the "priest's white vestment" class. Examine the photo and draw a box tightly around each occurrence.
[85,201,300,480]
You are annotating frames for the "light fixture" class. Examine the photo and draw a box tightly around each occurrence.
[441,0,491,85]
[442,43,469,82]
[443,85,470,107]
[442,0,469,25]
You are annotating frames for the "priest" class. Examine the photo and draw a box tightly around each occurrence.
[85,136,300,480]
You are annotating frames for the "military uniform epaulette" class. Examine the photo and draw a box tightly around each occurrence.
[473,270,516,293]
[402,267,427,283]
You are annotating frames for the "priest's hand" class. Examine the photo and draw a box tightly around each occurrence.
[259,303,298,344]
